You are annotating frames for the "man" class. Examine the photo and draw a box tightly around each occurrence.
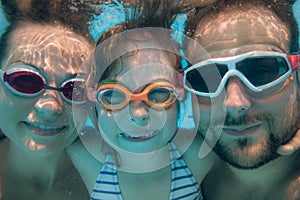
[184,0,300,199]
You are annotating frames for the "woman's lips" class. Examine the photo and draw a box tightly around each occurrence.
[119,130,159,142]
[223,124,262,136]
[24,121,67,136]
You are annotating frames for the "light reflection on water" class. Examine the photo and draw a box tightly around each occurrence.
[1,0,300,48]
[0,2,9,36]
[294,0,300,48]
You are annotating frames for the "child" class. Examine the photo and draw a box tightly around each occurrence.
[68,25,216,200]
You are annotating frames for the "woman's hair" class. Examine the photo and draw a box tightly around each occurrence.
[1,0,94,38]
[185,0,299,53]
[0,0,94,67]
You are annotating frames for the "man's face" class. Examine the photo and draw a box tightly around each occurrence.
[190,5,299,169]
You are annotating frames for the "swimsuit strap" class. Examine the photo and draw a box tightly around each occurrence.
[91,143,203,200]
[90,155,123,200]
[168,142,202,200]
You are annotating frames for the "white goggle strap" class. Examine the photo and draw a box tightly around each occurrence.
[177,92,195,129]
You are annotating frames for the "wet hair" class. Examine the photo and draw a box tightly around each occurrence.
[85,23,182,87]
[1,0,94,40]
[0,0,94,67]
[185,0,299,53]
[85,1,183,87]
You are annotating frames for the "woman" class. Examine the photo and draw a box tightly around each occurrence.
[0,20,92,199]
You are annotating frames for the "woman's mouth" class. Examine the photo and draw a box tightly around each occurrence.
[119,130,159,142]
[24,121,68,136]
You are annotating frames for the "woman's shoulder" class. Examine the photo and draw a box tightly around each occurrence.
[67,139,104,194]
[0,137,9,153]
[0,137,9,170]
[0,130,6,140]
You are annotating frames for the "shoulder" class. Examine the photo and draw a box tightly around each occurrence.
[67,139,103,194]
[182,134,216,184]
[0,132,5,140]
[0,138,9,173]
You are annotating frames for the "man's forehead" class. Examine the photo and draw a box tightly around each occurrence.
[192,5,291,55]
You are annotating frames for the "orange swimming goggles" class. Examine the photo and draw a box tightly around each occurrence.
[96,81,184,111]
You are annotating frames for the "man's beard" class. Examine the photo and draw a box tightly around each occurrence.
[200,111,297,170]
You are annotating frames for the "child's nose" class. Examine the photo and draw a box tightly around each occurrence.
[129,101,149,126]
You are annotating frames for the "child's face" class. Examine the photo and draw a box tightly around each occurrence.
[96,50,180,153]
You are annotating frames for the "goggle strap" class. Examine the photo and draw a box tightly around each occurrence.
[288,54,300,70]
[178,73,183,88]
[45,85,63,92]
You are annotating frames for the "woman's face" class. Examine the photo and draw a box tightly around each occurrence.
[0,22,91,154]
[96,50,180,153]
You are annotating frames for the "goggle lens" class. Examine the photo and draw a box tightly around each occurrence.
[99,89,126,106]
[184,53,292,97]
[4,71,45,94]
[185,63,227,93]
[147,87,174,104]
[236,56,289,87]
[2,68,86,104]
[62,80,86,103]
[97,82,180,110]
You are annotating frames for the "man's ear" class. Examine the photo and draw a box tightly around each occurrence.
[297,67,300,87]
[294,68,300,100]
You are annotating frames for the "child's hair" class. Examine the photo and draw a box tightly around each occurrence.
[85,24,183,88]
[85,0,185,88]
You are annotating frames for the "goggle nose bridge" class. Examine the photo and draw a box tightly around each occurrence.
[216,69,263,96]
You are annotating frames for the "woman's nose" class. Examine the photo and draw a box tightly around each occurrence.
[34,89,64,117]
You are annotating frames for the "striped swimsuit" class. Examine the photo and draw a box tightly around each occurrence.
[91,142,202,200]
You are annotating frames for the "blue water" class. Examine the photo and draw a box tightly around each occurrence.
[0,2,8,36]
[0,1,300,47]
[294,0,300,49]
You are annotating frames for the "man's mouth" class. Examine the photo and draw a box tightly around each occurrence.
[119,130,159,142]
[223,123,262,136]
[24,121,68,136]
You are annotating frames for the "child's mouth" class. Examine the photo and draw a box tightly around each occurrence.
[119,130,159,142]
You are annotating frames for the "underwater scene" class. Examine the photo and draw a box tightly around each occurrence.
[0,0,300,199]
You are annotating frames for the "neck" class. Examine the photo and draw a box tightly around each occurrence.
[5,141,69,184]
[227,152,300,187]
[117,145,171,173]
[116,127,196,173]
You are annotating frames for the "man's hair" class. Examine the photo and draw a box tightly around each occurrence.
[185,0,299,53]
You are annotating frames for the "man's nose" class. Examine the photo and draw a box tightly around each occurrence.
[223,78,251,116]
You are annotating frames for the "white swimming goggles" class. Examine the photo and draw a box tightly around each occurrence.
[183,51,300,98]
